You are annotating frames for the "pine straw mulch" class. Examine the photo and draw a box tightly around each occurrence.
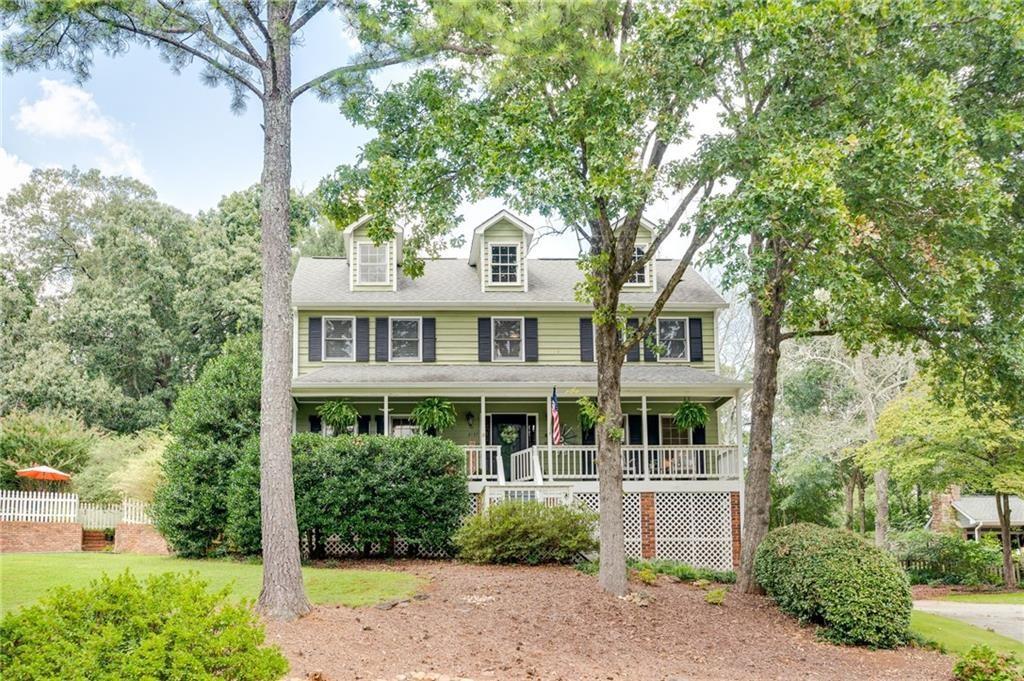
[266,560,952,681]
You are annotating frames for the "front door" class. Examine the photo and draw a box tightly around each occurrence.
[489,414,536,481]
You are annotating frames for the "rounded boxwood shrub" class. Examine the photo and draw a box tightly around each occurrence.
[0,572,288,680]
[454,501,598,564]
[754,523,911,648]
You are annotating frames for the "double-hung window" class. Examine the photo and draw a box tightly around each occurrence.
[357,242,389,284]
[626,246,647,285]
[323,317,355,361]
[492,317,524,361]
[656,318,689,361]
[490,244,519,284]
[659,415,691,445]
[390,416,418,437]
[390,317,421,361]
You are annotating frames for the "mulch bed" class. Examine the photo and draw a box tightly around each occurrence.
[266,560,952,681]
[911,584,1011,600]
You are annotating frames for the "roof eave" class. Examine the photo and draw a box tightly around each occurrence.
[291,300,730,310]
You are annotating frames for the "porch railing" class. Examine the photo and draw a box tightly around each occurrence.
[464,445,504,483]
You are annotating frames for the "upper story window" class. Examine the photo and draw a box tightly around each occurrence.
[656,317,689,361]
[390,317,421,361]
[490,244,519,284]
[626,246,647,285]
[492,317,524,361]
[323,317,355,361]
[357,242,389,284]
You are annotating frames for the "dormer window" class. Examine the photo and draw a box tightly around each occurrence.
[490,244,519,284]
[357,242,389,284]
[627,246,647,285]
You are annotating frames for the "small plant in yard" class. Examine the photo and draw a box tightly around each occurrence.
[454,501,598,565]
[628,558,736,584]
[953,645,1023,681]
[705,587,727,605]
[0,571,288,680]
[632,567,658,585]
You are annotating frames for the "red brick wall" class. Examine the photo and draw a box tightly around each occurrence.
[0,521,82,553]
[640,492,656,559]
[114,523,170,555]
[730,492,741,569]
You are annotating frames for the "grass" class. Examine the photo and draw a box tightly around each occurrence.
[942,591,1024,605]
[910,611,1024,657]
[0,553,423,615]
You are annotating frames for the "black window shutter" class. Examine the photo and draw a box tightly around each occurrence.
[688,317,704,362]
[643,326,657,362]
[422,317,436,362]
[308,317,322,362]
[524,318,538,362]
[627,414,643,445]
[478,317,491,362]
[375,317,389,362]
[579,318,594,362]
[626,318,640,363]
[374,414,385,435]
[309,414,322,434]
[356,317,369,362]
[646,414,661,445]
[357,415,371,435]
[692,425,707,445]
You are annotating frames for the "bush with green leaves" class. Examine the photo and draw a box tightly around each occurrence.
[0,409,97,489]
[151,333,261,557]
[628,558,736,584]
[0,571,288,680]
[755,523,911,648]
[226,433,469,557]
[454,501,598,564]
[954,645,1023,681]
[888,529,1002,585]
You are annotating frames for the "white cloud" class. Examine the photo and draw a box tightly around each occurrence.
[15,80,148,181]
[0,148,32,198]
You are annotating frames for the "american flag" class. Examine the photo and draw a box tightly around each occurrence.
[551,387,562,445]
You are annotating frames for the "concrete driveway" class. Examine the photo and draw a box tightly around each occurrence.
[915,600,1024,642]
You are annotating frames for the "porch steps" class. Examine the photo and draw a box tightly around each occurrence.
[82,529,112,552]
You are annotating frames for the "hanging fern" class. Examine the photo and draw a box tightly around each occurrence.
[317,400,360,434]
[411,397,457,435]
[673,402,709,430]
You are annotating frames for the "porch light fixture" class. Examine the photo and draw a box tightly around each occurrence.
[465,411,475,428]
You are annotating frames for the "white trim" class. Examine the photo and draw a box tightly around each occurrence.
[355,241,390,285]
[491,316,526,362]
[388,316,423,362]
[656,316,690,362]
[487,242,521,286]
[713,308,721,374]
[293,300,730,311]
[322,316,357,362]
[293,384,749,399]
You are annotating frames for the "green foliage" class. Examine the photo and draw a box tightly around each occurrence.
[954,645,1023,681]
[0,409,96,489]
[454,502,598,565]
[410,397,457,436]
[226,434,470,556]
[151,333,261,557]
[628,558,736,584]
[888,530,1002,586]
[672,402,708,431]
[755,523,911,648]
[633,567,657,585]
[705,587,727,605]
[316,400,360,434]
[0,571,288,681]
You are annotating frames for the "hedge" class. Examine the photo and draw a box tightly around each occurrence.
[226,433,470,556]
[454,501,597,564]
[888,529,1003,585]
[755,523,912,648]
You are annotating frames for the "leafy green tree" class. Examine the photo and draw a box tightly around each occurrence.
[0,409,97,489]
[861,382,1024,587]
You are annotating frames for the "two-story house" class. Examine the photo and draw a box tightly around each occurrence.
[290,210,747,570]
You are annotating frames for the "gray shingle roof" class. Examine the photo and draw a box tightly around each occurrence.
[953,495,1024,527]
[291,257,727,308]
[292,363,746,390]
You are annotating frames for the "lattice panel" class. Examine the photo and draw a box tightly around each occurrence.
[572,493,641,559]
[654,492,732,570]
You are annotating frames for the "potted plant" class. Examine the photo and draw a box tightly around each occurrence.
[316,400,360,435]
[672,402,709,430]
[411,397,457,437]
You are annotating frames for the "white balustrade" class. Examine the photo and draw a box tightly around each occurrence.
[464,445,502,481]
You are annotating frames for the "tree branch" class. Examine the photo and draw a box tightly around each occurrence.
[212,2,265,67]
[290,54,406,101]
[291,0,328,32]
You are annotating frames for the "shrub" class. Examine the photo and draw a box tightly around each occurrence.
[954,645,1023,681]
[628,558,737,584]
[454,501,598,564]
[0,572,288,680]
[755,523,911,648]
[888,530,1002,585]
[227,434,470,557]
[705,587,727,605]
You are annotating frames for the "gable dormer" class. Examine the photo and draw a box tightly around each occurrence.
[617,216,657,292]
[344,216,402,292]
[468,210,534,292]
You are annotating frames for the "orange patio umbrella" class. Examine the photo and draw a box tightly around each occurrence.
[16,465,72,482]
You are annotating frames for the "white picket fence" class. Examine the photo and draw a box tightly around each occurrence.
[0,490,152,527]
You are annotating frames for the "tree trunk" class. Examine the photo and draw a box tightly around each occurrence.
[874,468,889,547]
[857,475,866,534]
[996,492,1018,589]
[736,272,785,594]
[595,319,627,596]
[843,476,855,530]
[255,6,310,620]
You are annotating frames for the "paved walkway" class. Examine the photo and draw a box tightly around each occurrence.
[914,600,1024,642]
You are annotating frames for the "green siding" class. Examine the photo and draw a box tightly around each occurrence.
[349,223,395,291]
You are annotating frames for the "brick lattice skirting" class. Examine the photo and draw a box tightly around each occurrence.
[0,521,83,553]
[730,491,741,568]
[640,492,656,559]
[114,523,170,555]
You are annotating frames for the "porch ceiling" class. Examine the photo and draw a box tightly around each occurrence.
[292,363,748,398]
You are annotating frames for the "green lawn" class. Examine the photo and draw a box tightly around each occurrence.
[0,553,423,615]
[942,591,1024,605]
[910,611,1024,657]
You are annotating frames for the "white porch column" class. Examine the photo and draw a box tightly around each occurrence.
[641,395,650,480]
[479,395,486,448]
[383,395,390,436]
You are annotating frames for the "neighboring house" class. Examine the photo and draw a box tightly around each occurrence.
[927,487,1024,549]
[290,210,748,569]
